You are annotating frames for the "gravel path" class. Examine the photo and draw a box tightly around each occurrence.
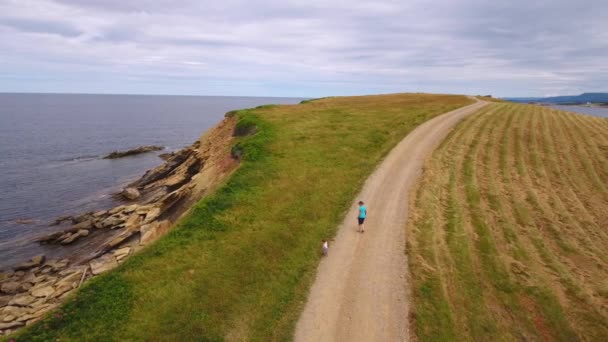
[294,99,488,342]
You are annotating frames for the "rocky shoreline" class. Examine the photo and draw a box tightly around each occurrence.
[0,116,240,336]
[102,145,164,159]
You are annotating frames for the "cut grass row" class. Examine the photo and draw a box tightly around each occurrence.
[8,93,473,341]
[408,103,608,341]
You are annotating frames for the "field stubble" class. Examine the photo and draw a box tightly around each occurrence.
[408,103,608,341]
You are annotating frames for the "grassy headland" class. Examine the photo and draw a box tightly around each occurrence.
[9,93,473,341]
[475,95,505,102]
[408,103,608,340]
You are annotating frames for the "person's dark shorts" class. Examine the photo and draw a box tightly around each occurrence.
[358,217,365,225]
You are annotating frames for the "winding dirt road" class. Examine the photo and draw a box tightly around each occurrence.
[294,99,488,342]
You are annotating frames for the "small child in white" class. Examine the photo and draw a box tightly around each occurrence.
[322,239,329,256]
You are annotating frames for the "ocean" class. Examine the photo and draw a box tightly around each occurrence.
[0,93,304,269]
[549,105,608,118]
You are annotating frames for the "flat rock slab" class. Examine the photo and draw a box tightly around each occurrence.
[140,220,170,245]
[2,306,26,317]
[8,295,36,307]
[103,145,164,159]
[30,286,54,298]
[90,254,118,275]
[14,255,45,271]
[0,282,21,294]
[0,320,24,330]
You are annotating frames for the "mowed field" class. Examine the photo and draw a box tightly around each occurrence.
[408,103,608,340]
[9,93,473,341]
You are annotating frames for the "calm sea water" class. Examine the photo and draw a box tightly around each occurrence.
[549,105,608,118]
[0,93,303,269]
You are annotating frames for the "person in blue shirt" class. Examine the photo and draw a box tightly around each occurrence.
[357,201,367,233]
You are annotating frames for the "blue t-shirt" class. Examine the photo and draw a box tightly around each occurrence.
[358,205,367,218]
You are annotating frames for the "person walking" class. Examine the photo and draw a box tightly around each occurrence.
[357,201,367,233]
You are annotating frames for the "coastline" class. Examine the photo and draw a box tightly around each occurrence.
[0,115,240,335]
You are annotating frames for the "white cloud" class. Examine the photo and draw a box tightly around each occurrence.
[0,0,606,96]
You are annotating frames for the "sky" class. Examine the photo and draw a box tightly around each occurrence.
[0,0,606,98]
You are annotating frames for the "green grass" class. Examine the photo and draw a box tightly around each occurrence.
[408,103,608,341]
[8,93,473,341]
[475,95,505,102]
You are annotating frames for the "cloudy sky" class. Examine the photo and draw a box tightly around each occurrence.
[0,0,606,97]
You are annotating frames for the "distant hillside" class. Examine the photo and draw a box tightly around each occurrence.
[504,92,608,104]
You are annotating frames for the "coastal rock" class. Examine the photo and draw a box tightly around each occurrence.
[101,215,125,228]
[8,295,35,307]
[29,279,57,294]
[158,152,176,160]
[22,273,37,284]
[19,283,33,292]
[31,255,45,265]
[93,210,107,218]
[14,255,45,271]
[30,286,54,298]
[89,254,118,275]
[103,145,164,159]
[113,247,131,261]
[2,306,26,317]
[39,266,52,274]
[11,303,56,325]
[0,282,21,294]
[50,215,73,226]
[0,320,24,330]
[58,266,87,277]
[35,231,63,243]
[161,186,192,209]
[96,228,138,256]
[72,212,94,224]
[123,204,138,214]
[59,229,89,244]
[135,205,153,214]
[72,219,92,230]
[164,172,188,187]
[133,147,194,187]
[113,246,131,256]
[2,315,15,322]
[58,234,76,244]
[50,259,70,272]
[55,271,82,288]
[14,219,35,225]
[0,296,9,307]
[142,207,162,224]
[122,187,141,200]
[140,221,171,246]
[124,213,142,228]
[31,297,47,307]
[109,205,126,215]
[50,284,73,299]
[31,275,47,284]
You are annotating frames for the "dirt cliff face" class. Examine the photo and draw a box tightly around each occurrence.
[0,116,240,335]
[124,115,240,224]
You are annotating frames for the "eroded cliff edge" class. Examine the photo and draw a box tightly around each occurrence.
[0,116,240,334]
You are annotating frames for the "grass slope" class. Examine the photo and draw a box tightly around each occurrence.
[9,93,472,341]
[408,103,608,341]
